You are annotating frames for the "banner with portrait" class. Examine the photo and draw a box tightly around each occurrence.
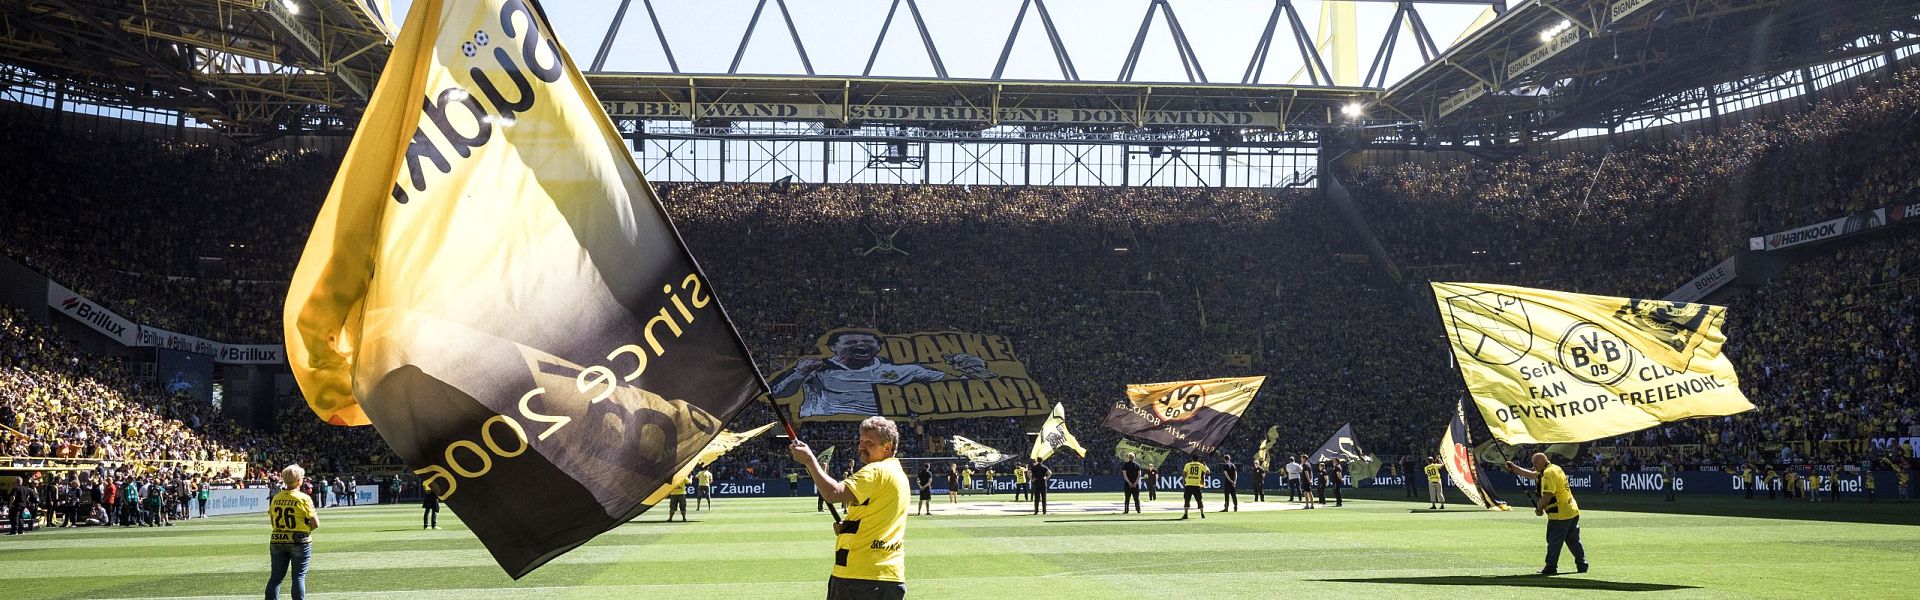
[765,328,1051,422]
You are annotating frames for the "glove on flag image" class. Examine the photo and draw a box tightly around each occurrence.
[283,0,762,578]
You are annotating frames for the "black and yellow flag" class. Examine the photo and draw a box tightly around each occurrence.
[1252,425,1279,471]
[1308,423,1370,463]
[1104,376,1265,455]
[1029,403,1087,461]
[1439,399,1499,510]
[950,435,1011,467]
[1433,282,1752,444]
[282,0,762,578]
[644,422,777,504]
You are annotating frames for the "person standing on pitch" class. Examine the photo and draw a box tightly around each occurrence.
[421,483,439,529]
[945,464,960,505]
[1030,458,1052,515]
[1121,452,1143,514]
[1285,455,1303,502]
[1424,456,1446,510]
[696,465,715,511]
[915,463,933,516]
[1011,463,1028,502]
[983,466,996,495]
[1506,453,1589,576]
[1329,459,1345,507]
[791,416,909,599]
[265,464,319,600]
[1218,454,1239,513]
[1144,465,1159,501]
[1313,459,1330,507]
[665,474,690,522]
[789,470,801,496]
[1296,455,1315,509]
[961,465,975,492]
[1251,459,1267,503]
[1181,454,1209,519]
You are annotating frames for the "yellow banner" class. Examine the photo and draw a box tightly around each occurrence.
[1030,403,1086,461]
[1104,376,1265,455]
[1433,282,1753,444]
[767,328,1050,422]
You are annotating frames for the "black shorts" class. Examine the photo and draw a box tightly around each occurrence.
[919,488,931,501]
[827,576,906,600]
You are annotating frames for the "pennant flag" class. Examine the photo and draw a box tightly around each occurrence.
[1432,282,1753,444]
[950,435,1012,467]
[644,422,777,504]
[815,445,837,471]
[1115,438,1172,469]
[282,0,763,578]
[1104,376,1266,455]
[1030,403,1086,461]
[1440,399,1497,509]
[1308,423,1371,463]
[1252,425,1279,471]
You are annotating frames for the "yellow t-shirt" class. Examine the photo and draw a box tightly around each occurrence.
[836,457,908,583]
[268,489,317,544]
[696,470,713,487]
[1539,464,1580,521]
[1013,466,1027,484]
[1424,463,1444,483]
[668,476,688,496]
[1183,461,1209,487]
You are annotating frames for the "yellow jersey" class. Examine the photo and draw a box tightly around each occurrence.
[696,470,713,487]
[668,476,688,496]
[836,457,909,582]
[268,489,317,544]
[1013,466,1027,484]
[1183,461,1209,487]
[1424,463,1444,483]
[1539,464,1580,520]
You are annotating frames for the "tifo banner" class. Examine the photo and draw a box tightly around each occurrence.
[1252,426,1279,471]
[950,435,1012,467]
[645,422,777,504]
[766,328,1050,422]
[1433,282,1753,444]
[45,281,285,364]
[1030,403,1087,461]
[1308,423,1371,463]
[1104,376,1265,456]
[1439,399,1497,509]
[282,0,763,579]
[1115,438,1171,469]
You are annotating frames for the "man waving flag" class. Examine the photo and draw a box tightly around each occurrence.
[1432,282,1751,444]
[283,0,763,578]
[1030,403,1087,461]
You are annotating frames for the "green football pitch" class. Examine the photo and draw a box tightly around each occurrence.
[3,490,1915,599]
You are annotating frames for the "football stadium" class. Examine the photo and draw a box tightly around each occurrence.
[2,0,1917,598]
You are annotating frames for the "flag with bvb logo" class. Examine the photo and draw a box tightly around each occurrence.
[1029,403,1086,461]
[1105,377,1265,455]
[1432,282,1752,444]
[281,0,763,578]
[950,436,1012,467]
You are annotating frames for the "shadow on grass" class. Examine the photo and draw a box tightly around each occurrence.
[1317,575,1696,592]
[1043,517,1187,523]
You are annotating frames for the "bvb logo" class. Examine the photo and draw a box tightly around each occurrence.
[1557,321,1633,386]
[1157,384,1207,421]
[1044,427,1065,446]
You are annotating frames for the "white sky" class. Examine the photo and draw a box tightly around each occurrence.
[384,0,1495,87]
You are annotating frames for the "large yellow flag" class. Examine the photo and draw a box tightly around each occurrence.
[1030,403,1086,461]
[950,435,1011,467]
[282,0,762,578]
[1432,282,1752,444]
[1104,376,1265,455]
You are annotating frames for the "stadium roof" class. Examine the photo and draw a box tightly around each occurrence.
[0,0,394,139]
[1374,0,1920,144]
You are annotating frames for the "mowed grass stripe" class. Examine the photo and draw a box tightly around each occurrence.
[3,494,1917,599]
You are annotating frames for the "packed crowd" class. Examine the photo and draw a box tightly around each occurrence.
[2,66,1918,492]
